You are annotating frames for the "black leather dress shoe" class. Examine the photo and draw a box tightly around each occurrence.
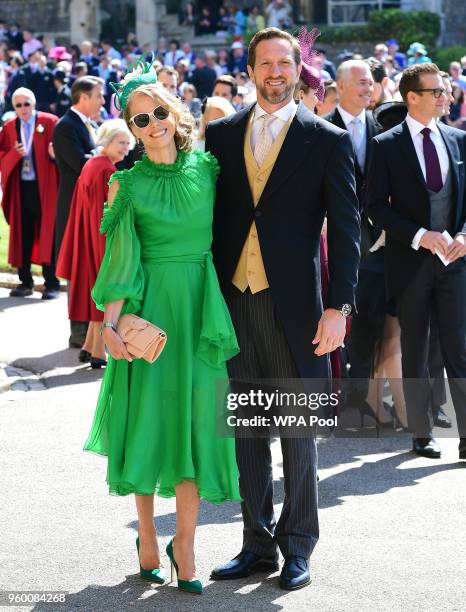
[78,350,91,363]
[90,357,107,369]
[9,284,33,297]
[459,439,466,460]
[412,437,441,458]
[211,551,279,580]
[42,287,60,300]
[433,407,452,428]
[279,556,311,590]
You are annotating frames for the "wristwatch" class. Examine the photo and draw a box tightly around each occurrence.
[338,304,352,317]
[100,322,117,335]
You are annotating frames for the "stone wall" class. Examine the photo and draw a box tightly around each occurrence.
[442,0,466,46]
[0,0,69,42]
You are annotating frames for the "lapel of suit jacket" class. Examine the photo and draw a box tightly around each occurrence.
[332,108,346,131]
[228,104,255,210]
[437,122,460,218]
[437,121,463,226]
[67,108,93,149]
[364,111,378,175]
[396,120,427,190]
[256,104,321,207]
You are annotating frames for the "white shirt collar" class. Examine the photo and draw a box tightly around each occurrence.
[254,98,297,123]
[406,113,439,138]
[71,106,90,124]
[337,104,366,127]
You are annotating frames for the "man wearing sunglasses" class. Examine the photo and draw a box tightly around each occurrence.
[0,87,60,299]
[367,63,466,460]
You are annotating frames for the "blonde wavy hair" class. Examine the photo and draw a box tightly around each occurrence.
[124,83,194,152]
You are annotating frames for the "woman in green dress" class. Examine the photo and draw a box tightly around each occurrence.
[83,63,241,594]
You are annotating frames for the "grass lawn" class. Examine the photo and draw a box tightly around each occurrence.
[0,213,12,272]
[0,213,40,275]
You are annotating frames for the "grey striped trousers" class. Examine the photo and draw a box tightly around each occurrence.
[226,287,319,559]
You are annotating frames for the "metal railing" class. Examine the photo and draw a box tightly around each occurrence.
[328,1,402,26]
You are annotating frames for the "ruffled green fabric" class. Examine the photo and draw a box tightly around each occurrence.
[85,149,241,504]
[91,170,145,314]
[196,252,239,368]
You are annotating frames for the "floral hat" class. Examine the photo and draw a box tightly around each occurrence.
[407,42,428,56]
[109,52,158,111]
[296,27,325,102]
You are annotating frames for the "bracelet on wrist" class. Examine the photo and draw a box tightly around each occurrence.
[100,322,117,335]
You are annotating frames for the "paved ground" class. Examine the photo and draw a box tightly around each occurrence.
[1,287,465,612]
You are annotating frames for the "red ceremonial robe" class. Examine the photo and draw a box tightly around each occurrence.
[56,155,115,322]
[0,111,59,267]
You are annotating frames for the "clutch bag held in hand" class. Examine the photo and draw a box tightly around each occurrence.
[116,314,167,363]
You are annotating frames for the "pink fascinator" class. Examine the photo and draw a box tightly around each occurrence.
[297,26,325,102]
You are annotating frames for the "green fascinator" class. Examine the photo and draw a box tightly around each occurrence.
[109,52,158,111]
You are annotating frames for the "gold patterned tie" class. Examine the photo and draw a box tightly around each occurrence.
[254,114,276,167]
[85,119,96,145]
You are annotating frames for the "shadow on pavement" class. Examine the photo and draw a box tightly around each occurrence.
[11,348,105,387]
[317,438,466,509]
[0,294,44,312]
[33,572,288,612]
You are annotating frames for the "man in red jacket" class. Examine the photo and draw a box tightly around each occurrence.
[0,87,60,298]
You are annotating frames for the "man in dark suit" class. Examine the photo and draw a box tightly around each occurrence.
[7,22,23,51]
[23,51,56,113]
[324,59,383,408]
[52,71,72,118]
[324,59,379,217]
[367,63,466,460]
[189,52,217,99]
[206,28,360,590]
[53,76,104,347]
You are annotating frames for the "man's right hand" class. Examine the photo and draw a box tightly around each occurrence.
[14,141,26,157]
[419,231,449,256]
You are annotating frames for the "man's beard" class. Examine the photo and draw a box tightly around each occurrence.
[256,80,295,105]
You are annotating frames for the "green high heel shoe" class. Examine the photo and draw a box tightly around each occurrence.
[166,538,203,594]
[136,536,166,584]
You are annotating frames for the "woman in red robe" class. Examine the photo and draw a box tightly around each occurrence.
[57,119,133,367]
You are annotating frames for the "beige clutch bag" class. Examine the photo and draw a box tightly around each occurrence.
[116,314,167,363]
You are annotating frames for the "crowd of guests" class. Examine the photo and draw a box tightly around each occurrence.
[181,1,293,37]
[1,20,466,129]
[0,21,465,457]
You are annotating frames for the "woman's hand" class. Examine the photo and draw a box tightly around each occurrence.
[102,328,133,361]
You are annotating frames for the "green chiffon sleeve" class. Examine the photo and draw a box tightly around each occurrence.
[92,171,144,314]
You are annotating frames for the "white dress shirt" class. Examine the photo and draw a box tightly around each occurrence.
[406,114,451,249]
[250,98,297,151]
[70,106,90,125]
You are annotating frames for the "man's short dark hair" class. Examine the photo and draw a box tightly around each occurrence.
[248,27,301,69]
[71,76,103,105]
[399,63,440,102]
[169,39,180,48]
[365,57,386,84]
[214,75,238,97]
